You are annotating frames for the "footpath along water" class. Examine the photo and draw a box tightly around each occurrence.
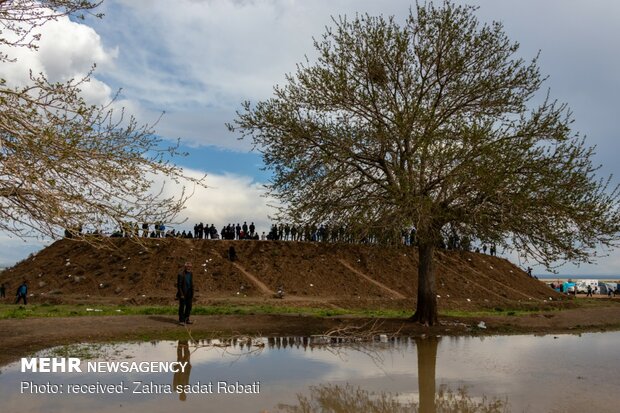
[0,332,619,413]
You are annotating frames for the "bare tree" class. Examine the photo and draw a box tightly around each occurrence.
[229,2,620,325]
[0,0,206,242]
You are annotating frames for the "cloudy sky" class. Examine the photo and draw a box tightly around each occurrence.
[1,0,619,275]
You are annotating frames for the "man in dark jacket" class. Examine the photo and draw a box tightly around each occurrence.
[15,280,28,305]
[176,262,194,325]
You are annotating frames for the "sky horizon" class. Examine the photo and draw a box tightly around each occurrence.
[0,0,619,275]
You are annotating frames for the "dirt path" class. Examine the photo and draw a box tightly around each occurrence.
[338,259,407,299]
[231,262,274,295]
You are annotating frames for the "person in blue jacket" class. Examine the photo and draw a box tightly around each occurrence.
[15,280,28,305]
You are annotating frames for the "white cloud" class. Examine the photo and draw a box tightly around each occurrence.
[0,14,118,106]
[154,108,250,151]
[35,17,117,81]
[156,168,278,235]
[86,0,414,147]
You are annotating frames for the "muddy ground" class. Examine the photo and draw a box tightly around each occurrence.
[1,304,620,367]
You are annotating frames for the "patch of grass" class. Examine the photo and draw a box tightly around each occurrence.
[41,343,116,360]
[438,300,587,318]
[440,308,545,318]
[1,299,613,321]
[0,303,410,320]
[0,304,128,319]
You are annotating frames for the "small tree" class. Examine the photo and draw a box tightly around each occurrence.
[0,0,206,241]
[230,2,620,325]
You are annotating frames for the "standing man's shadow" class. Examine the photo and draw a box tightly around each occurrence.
[148,316,179,325]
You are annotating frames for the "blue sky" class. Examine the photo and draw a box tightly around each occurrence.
[1,0,619,275]
[174,143,270,183]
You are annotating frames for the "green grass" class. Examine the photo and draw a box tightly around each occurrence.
[0,299,608,320]
[440,309,544,318]
[439,304,566,318]
[0,303,410,320]
[41,343,125,360]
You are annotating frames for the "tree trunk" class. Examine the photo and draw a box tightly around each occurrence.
[410,240,438,325]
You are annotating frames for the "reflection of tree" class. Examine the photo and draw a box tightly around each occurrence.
[416,337,439,413]
[277,337,508,413]
[277,384,416,413]
[172,340,192,402]
[276,383,508,413]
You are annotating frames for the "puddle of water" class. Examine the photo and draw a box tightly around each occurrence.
[0,332,619,412]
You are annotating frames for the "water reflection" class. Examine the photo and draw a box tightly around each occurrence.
[171,340,192,401]
[1,332,618,412]
[416,337,439,413]
[276,383,417,412]
[276,383,507,413]
[277,336,507,413]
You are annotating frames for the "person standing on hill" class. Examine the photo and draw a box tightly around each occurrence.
[0,283,6,299]
[176,262,194,326]
[142,222,149,237]
[15,280,28,305]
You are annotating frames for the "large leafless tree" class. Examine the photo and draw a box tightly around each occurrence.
[231,2,620,325]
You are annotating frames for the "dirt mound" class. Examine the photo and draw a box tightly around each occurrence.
[0,238,566,310]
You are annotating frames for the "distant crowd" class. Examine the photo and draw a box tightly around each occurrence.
[263,223,497,255]
[66,220,498,255]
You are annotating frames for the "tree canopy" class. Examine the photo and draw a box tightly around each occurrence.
[0,0,205,241]
[230,2,620,324]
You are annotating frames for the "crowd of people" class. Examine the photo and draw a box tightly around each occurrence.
[68,220,499,255]
[262,223,497,255]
